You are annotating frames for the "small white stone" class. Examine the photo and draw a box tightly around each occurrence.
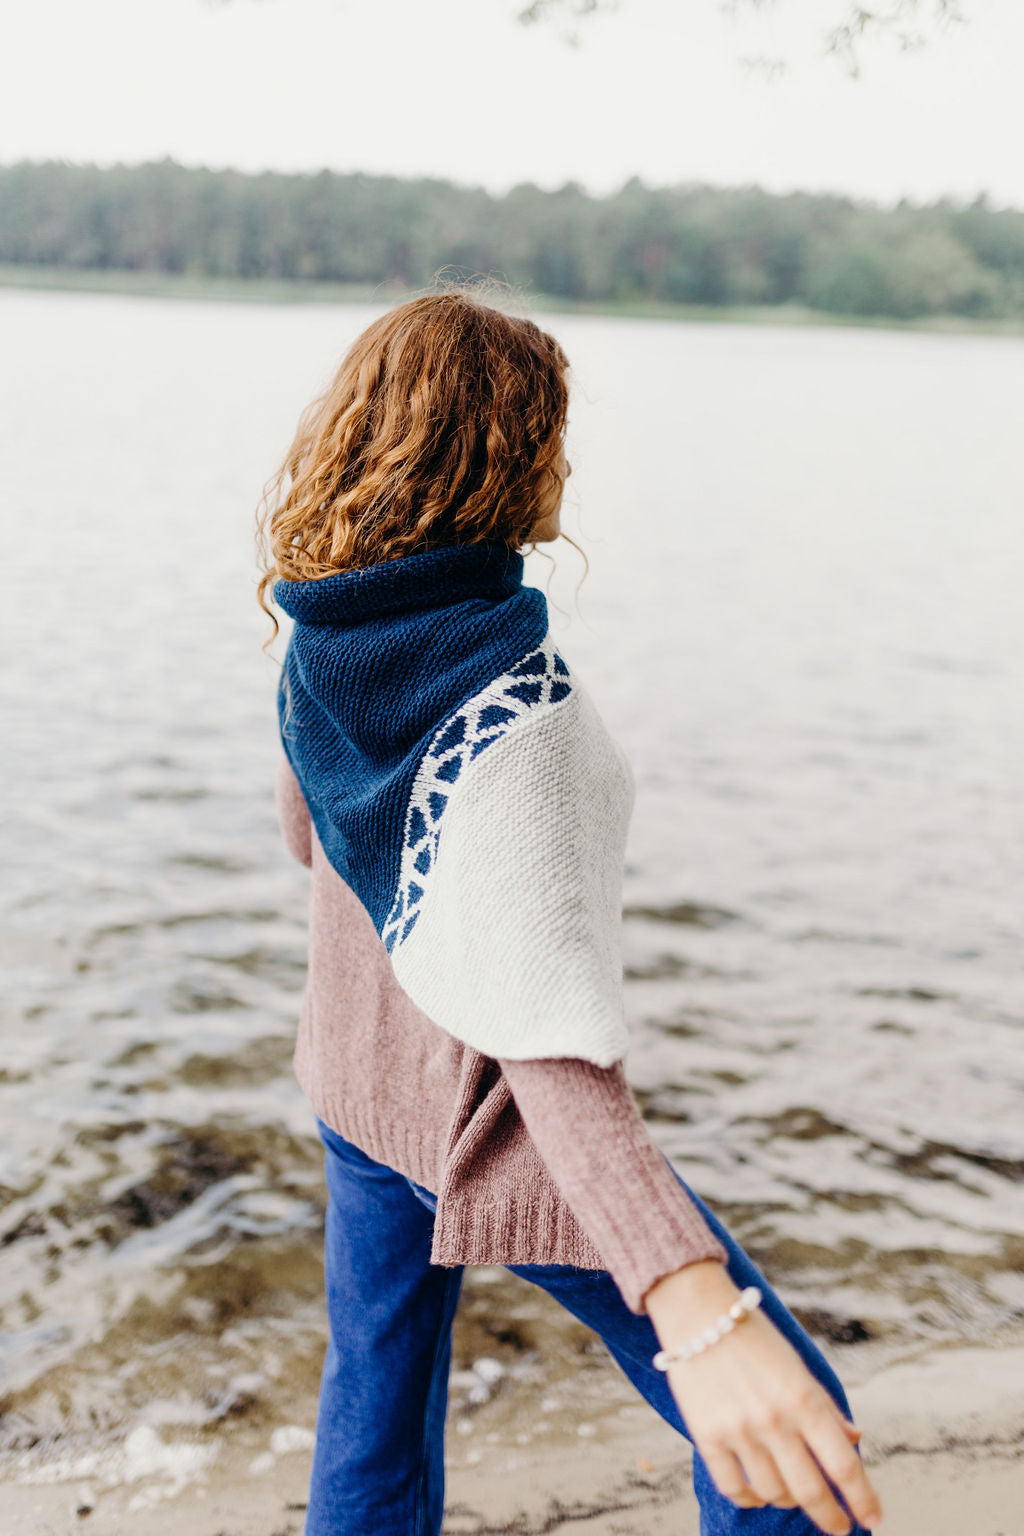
[270,1425,315,1456]
[577,1423,596,1437]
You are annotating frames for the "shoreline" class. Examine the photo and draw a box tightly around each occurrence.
[8,1338,1024,1535]
[2,262,1024,337]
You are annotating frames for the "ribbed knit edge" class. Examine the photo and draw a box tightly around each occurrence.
[428,1164,730,1315]
[295,1026,611,1268]
[294,1016,730,1316]
[427,1187,608,1273]
[294,1027,442,1192]
[596,1170,731,1314]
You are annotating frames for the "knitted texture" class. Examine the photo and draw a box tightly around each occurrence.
[380,630,572,955]
[272,540,545,928]
[273,540,633,1066]
[276,753,731,1313]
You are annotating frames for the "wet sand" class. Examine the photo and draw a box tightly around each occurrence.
[7,1342,1023,1535]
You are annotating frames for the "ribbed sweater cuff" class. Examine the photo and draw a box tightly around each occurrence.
[601,1166,731,1315]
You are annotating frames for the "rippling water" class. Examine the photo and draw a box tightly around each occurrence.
[2,288,1022,1472]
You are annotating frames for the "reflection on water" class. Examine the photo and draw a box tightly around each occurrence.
[1,289,1023,1472]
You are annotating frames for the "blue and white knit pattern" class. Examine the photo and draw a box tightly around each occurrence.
[387,662,634,1065]
[273,539,634,1065]
[382,633,573,955]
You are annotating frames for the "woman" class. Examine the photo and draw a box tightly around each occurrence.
[254,287,883,1536]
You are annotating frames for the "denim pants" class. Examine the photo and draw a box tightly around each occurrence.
[306,1115,872,1536]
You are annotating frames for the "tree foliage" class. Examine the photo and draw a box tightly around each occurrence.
[2,158,1020,320]
[519,0,966,69]
[209,1,968,67]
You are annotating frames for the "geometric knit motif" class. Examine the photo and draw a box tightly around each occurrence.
[381,632,573,955]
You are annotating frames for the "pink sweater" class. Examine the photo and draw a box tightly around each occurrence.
[276,753,728,1314]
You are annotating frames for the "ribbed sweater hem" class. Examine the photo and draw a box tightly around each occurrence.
[294,1048,442,1193]
[427,1189,608,1272]
[296,1036,730,1315]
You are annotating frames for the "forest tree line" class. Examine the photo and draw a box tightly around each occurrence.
[2,157,1023,320]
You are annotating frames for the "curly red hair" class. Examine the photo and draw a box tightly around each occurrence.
[254,284,572,652]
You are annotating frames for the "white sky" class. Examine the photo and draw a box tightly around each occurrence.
[2,0,1021,207]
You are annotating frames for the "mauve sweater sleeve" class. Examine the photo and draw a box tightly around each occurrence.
[497,1055,729,1315]
[275,752,313,868]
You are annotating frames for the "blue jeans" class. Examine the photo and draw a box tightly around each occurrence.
[306,1116,871,1536]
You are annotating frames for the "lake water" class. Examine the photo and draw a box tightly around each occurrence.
[2,288,1022,1474]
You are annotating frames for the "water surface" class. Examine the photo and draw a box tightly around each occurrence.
[2,289,1022,1473]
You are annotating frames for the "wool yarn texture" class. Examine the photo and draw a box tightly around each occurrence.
[272,539,635,1066]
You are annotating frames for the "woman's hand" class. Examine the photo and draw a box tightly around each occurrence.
[642,1260,884,1535]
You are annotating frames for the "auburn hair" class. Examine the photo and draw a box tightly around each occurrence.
[254,284,572,653]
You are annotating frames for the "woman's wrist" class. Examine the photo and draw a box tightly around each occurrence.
[642,1257,742,1328]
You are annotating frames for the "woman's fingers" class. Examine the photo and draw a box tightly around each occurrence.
[758,1428,856,1535]
[801,1402,884,1529]
[698,1441,769,1509]
[731,1430,798,1508]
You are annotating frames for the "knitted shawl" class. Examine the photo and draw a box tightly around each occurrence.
[272,539,634,1067]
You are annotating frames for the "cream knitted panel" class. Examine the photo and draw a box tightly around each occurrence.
[389,677,636,1065]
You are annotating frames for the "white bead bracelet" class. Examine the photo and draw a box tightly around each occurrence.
[652,1284,763,1370]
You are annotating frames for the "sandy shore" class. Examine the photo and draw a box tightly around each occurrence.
[7,1342,1023,1535]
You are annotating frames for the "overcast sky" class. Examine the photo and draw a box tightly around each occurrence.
[2,0,1021,207]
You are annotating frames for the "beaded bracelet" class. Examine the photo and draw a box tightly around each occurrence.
[652,1284,763,1371]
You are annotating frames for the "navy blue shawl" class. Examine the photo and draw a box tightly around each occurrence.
[272,539,548,932]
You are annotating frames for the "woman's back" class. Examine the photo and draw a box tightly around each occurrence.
[256,285,883,1536]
